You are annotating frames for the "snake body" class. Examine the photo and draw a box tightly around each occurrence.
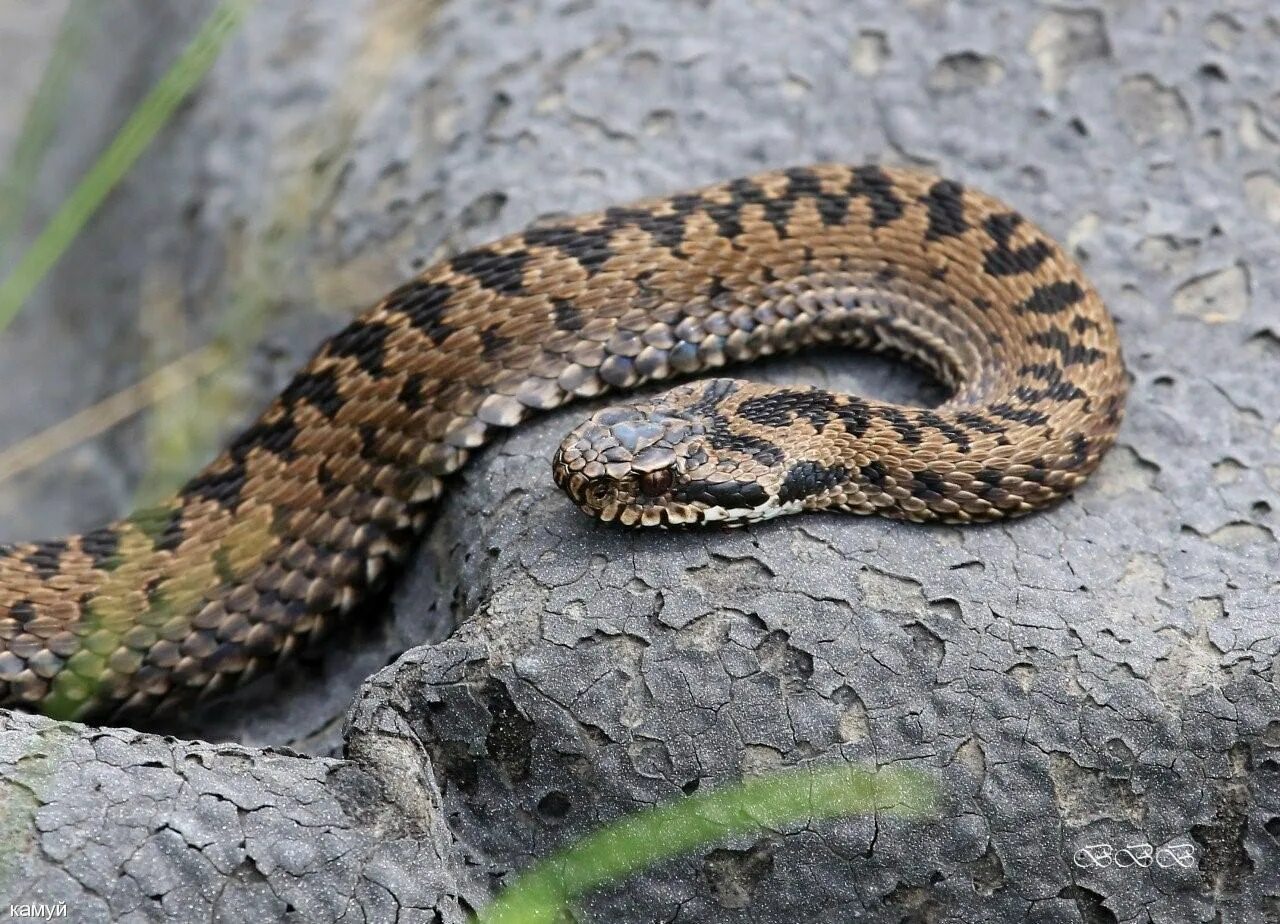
[0,165,1126,721]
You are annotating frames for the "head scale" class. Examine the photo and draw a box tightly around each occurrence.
[551,379,787,527]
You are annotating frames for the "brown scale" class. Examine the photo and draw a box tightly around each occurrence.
[0,165,1127,721]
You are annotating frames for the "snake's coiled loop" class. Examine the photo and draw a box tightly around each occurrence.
[0,165,1127,720]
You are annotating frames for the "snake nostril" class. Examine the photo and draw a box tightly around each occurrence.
[585,480,611,506]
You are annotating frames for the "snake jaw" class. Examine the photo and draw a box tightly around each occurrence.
[553,463,693,526]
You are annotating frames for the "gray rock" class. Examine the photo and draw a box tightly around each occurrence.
[1,0,1278,921]
[0,709,469,922]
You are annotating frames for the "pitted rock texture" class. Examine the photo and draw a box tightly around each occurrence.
[0,0,1278,922]
[0,710,468,922]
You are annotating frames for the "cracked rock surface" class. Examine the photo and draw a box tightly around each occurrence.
[2,710,466,921]
[1,1,1278,921]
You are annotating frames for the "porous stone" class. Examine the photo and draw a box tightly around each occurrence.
[0,1,1277,921]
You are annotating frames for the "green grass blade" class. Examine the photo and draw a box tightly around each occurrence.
[0,0,98,264]
[478,763,936,924]
[0,0,257,334]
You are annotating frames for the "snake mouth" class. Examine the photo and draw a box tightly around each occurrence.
[553,460,789,528]
[552,457,707,527]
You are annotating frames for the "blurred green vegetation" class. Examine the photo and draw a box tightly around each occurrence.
[0,0,257,335]
[479,764,937,923]
[0,1,95,269]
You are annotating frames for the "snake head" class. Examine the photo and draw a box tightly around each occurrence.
[552,379,788,527]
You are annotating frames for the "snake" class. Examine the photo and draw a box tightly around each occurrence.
[0,165,1127,722]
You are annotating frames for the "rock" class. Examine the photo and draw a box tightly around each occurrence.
[0,709,469,922]
[0,0,1278,921]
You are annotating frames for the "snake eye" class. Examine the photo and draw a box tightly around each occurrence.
[639,468,674,496]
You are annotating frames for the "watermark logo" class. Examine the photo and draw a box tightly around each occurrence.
[8,902,69,920]
[1073,840,1197,870]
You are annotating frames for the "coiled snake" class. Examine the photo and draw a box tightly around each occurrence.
[0,165,1127,721]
